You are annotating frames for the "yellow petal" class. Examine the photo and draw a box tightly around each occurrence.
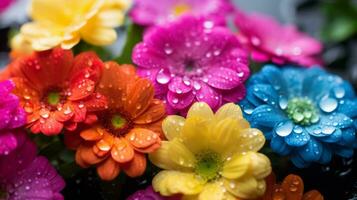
[80,25,117,45]
[181,116,211,153]
[162,115,185,140]
[149,140,196,171]
[94,8,125,27]
[221,153,250,179]
[209,118,240,156]
[61,33,81,49]
[249,153,272,179]
[223,177,266,199]
[237,128,265,153]
[198,182,225,200]
[215,103,243,121]
[187,102,214,120]
[152,171,205,196]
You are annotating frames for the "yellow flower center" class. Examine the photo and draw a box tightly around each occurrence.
[195,151,222,181]
[172,3,191,16]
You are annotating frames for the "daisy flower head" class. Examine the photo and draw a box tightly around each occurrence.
[11,0,131,53]
[130,0,233,26]
[0,135,65,200]
[74,62,166,181]
[234,10,322,67]
[0,80,26,155]
[133,16,249,115]
[241,65,357,168]
[149,102,271,200]
[4,48,108,136]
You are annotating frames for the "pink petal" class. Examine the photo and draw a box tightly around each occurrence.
[206,67,242,90]
[168,77,192,94]
[167,91,195,110]
[195,82,221,110]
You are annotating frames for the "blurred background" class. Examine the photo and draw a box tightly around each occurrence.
[1,0,357,199]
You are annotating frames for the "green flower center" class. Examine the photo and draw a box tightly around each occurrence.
[195,151,222,181]
[46,91,61,106]
[111,114,127,129]
[285,97,319,125]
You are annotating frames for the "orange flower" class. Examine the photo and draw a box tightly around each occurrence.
[3,48,107,135]
[243,173,324,200]
[73,62,166,181]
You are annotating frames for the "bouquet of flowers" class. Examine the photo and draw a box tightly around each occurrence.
[0,0,356,199]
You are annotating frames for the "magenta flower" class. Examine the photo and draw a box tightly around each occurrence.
[234,10,323,67]
[0,135,65,200]
[0,80,26,156]
[0,0,14,13]
[133,16,249,114]
[130,0,233,26]
[127,186,180,200]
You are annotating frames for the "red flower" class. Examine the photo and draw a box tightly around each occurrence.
[5,48,107,135]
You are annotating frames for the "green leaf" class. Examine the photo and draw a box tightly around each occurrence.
[115,22,144,64]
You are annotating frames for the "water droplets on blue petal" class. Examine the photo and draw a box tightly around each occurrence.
[319,97,338,113]
[275,121,293,137]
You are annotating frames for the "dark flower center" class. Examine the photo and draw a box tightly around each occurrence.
[195,151,222,181]
[100,111,132,137]
[285,97,319,125]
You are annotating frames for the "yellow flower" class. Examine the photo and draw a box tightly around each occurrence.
[12,0,131,52]
[149,102,272,200]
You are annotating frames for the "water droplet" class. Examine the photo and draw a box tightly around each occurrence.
[156,69,170,84]
[279,96,288,110]
[251,36,261,46]
[276,121,293,137]
[319,97,338,113]
[237,72,244,78]
[203,21,214,29]
[321,126,335,135]
[293,126,303,134]
[172,98,179,104]
[193,82,201,90]
[164,47,173,55]
[334,86,345,98]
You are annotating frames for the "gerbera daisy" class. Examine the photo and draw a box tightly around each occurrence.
[132,16,249,115]
[3,48,107,135]
[234,10,322,67]
[0,80,26,155]
[0,135,65,200]
[130,0,233,26]
[73,62,166,181]
[149,102,271,200]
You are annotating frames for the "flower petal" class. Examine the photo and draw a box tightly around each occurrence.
[97,157,120,181]
[168,76,193,94]
[78,143,106,165]
[215,103,243,121]
[80,127,103,141]
[302,190,324,200]
[134,99,166,124]
[162,115,186,140]
[186,102,214,119]
[223,177,266,199]
[111,137,135,163]
[126,128,160,150]
[281,174,304,200]
[206,67,242,90]
[198,182,226,200]
[152,171,204,196]
[222,153,250,179]
[122,153,147,177]
[195,83,221,110]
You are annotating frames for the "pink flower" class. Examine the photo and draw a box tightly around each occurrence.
[234,10,323,67]
[132,16,249,114]
[0,80,26,156]
[127,186,180,200]
[0,0,14,13]
[0,135,65,200]
[130,0,233,26]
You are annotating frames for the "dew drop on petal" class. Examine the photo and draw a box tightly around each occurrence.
[293,126,303,134]
[321,126,335,135]
[203,21,214,29]
[276,121,293,137]
[279,96,288,110]
[333,86,345,98]
[319,97,338,113]
[156,69,170,84]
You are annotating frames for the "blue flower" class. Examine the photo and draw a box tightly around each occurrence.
[240,65,357,168]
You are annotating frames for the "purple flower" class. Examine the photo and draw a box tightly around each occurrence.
[133,16,249,114]
[130,0,233,26]
[0,80,26,156]
[127,186,180,200]
[234,10,323,67]
[0,135,65,200]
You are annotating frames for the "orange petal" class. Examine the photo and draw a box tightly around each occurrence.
[93,144,110,157]
[302,190,324,200]
[75,147,90,168]
[83,92,108,112]
[79,143,106,165]
[122,153,146,178]
[16,48,74,91]
[80,127,103,141]
[124,78,154,118]
[126,128,160,149]
[11,77,40,105]
[260,173,277,200]
[54,103,74,122]
[111,137,135,163]
[97,157,120,181]
[40,114,64,136]
[96,130,114,151]
[134,99,166,124]
[281,174,304,200]
[134,119,164,138]
[97,62,136,109]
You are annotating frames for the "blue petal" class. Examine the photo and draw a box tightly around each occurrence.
[261,65,288,95]
[340,128,356,146]
[306,114,353,137]
[250,105,287,128]
[284,126,310,147]
[337,99,357,118]
[298,138,323,162]
[271,134,292,156]
[340,81,356,98]
[281,67,304,97]
[317,128,342,143]
[245,86,264,107]
[252,84,279,107]
[239,99,255,116]
[301,67,326,97]
[334,146,354,158]
[318,146,332,164]
[291,153,310,168]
